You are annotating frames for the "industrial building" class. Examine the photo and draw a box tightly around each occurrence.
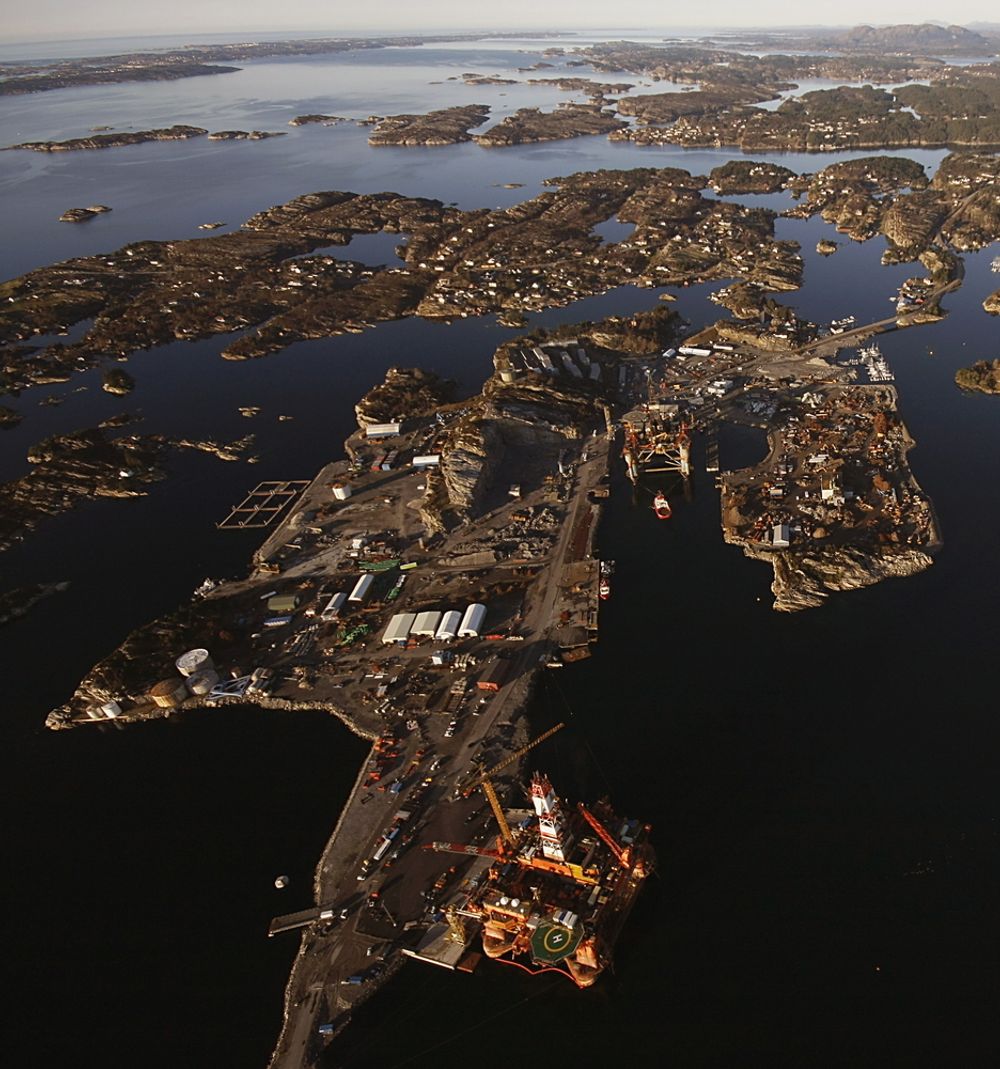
[412,610,443,638]
[349,574,375,603]
[458,603,487,638]
[320,592,348,621]
[435,610,462,641]
[365,422,402,439]
[382,613,417,645]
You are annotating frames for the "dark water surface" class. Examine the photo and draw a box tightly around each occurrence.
[2,39,999,1069]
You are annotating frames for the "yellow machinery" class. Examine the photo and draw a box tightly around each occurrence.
[462,722,565,848]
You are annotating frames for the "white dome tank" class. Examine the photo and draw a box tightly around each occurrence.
[176,648,214,677]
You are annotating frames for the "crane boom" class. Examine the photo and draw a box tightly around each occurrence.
[425,840,600,885]
[578,802,626,867]
[463,722,566,847]
[464,722,566,794]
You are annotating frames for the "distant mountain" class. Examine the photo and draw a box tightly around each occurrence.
[825,23,996,53]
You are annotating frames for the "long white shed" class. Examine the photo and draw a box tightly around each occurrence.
[320,592,348,621]
[458,603,487,638]
[435,610,463,641]
[349,574,375,602]
[382,613,417,644]
[412,610,442,637]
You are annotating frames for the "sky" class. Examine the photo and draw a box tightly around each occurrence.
[2,1,999,44]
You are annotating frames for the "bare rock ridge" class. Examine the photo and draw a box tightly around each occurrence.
[366,105,490,146]
[751,544,934,612]
[354,367,455,427]
[474,104,626,145]
[8,126,208,151]
[9,126,284,151]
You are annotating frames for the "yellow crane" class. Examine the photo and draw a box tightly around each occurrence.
[462,722,566,849]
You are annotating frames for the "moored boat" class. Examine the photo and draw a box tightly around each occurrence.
[653,490,672,519]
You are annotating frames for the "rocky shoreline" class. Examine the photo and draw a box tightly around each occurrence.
[366,105,490,146]
[8,125,208,151]
[955,358,1000,394]
[9,125,285,151]
[4,153,996,395]
[0,420,254,554]
[474,103,626,145]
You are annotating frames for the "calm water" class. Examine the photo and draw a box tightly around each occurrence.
[2,39,999,1069]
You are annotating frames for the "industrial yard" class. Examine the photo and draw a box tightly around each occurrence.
[43,292,945,1064]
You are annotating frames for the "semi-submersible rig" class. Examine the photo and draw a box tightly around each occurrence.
[423,724,655,987]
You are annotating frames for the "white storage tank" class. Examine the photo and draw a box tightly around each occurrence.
[412,610,442,638]
[349,574,374,603]
[176,648,214,678]
[458,603,487,638]
[435,610,462,641]
[332,482,352,501]
[186,669,221,696]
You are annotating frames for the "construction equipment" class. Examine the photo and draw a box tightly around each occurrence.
[425,840,600,885]
[462,722,565,848]
[578,802,650,877]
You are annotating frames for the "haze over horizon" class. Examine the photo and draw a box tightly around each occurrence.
[3,1,999,45]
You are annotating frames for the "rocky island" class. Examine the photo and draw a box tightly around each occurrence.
[4,154,997,392]
[366,105,491,146]
[206,130,285,141]
[9,125,208,151]
[9,126,289,151]
[0,32,559,95]
[0,420,254,554]
[59,205,112,223]
[288,115,346,126]
[955,359,1000,394]
[473,104,626,145]
[101,368,135,395]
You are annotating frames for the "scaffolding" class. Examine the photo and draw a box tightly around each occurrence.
[217,480,310,529]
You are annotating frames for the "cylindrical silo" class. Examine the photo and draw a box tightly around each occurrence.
[149,678,189,708]
[176,648,214,677]
[186,669,220,696]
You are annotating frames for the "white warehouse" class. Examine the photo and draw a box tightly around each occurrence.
[320,592,348,621]
[412,610,442,637]
[349,574,374,602]
[435,610,462,641]
[458,603,487,638]
[382,613,417,644]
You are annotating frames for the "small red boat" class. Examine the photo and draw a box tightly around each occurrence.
[599,578,611,600]
[653,490,672,520]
